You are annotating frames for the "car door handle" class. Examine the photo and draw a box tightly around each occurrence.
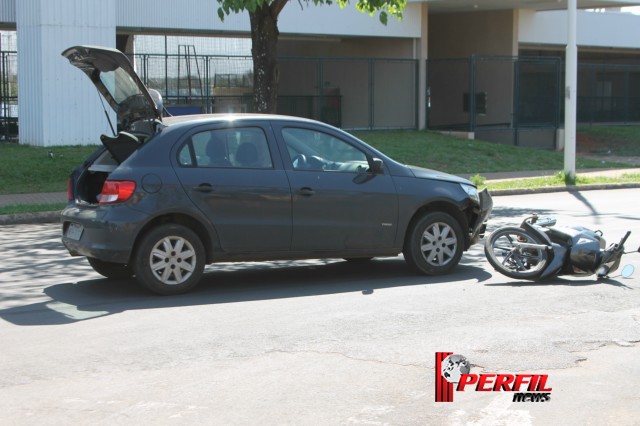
[193,183,214,193]
[298,187,315,196]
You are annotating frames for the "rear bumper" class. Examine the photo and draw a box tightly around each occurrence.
[61,204,148,264]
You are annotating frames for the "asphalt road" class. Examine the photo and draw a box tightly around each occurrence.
[1,189,639,425]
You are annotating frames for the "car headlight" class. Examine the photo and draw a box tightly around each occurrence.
[460,183,479,203]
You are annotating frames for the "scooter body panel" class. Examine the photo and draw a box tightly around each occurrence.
[540,243,568,279]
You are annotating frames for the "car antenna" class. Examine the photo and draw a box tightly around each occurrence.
[96,88,117,136]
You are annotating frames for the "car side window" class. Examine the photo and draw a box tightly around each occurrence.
[178,127,273,169]
[282,127,369,172]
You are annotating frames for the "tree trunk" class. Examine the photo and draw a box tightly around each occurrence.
[249,5,280,113]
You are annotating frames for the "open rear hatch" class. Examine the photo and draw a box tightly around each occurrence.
[63,45,162,204]
[62,45,162,133]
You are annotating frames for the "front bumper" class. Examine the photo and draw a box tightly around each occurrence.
[469,188,493,245]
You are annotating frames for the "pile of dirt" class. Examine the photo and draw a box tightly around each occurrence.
[576,132,640,166]
[576,132,609,155]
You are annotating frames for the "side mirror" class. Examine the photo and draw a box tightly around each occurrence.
[370,158,384,174]
[621,264,635,279]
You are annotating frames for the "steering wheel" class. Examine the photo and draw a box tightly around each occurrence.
[292,154,307,169]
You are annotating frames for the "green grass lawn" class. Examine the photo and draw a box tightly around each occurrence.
[485,172,640,191]
[353,130,623,174]
[0,144,98,194]
[0,203,66,215]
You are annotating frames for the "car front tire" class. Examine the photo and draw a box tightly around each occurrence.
[403,212,464,275]
[133,224,205,295]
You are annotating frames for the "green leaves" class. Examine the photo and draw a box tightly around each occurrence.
[379,11,387,25]
[216,0,406,24]
[217,0,266,20]
[354,0,406,24]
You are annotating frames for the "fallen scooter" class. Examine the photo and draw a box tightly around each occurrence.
[484,214,638,280]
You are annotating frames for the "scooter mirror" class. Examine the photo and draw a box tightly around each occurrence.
[621,264,635,279]
[536,216,557,227]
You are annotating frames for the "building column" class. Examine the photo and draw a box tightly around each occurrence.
[417,3,428,130]
[16,0,116,146]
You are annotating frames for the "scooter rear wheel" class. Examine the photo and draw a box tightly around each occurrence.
[485,227,548,280]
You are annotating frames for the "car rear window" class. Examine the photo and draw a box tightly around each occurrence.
[178,127,273,169]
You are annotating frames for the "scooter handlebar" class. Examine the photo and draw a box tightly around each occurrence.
[619,231,631,247]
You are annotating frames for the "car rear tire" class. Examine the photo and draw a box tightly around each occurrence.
[133,224,205,295]
[403,212,464,275]
[87,257,133,279]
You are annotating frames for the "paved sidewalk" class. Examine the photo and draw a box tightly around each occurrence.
[1,167,640,225]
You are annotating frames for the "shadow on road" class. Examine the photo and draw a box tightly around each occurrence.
[486,206,554,231]
[567,190,602,226]
[484,276,634,289]
[490,206,553,220]
[0,257,491,326]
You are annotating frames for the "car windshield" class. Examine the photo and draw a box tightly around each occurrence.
[99,67,143,103]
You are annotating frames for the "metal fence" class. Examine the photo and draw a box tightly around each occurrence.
[4,48,640,143]
[577,62,640,124]
[427,55,562,149]
[427,55,640,149]
[132,53,418,130]
[0,50,18,141]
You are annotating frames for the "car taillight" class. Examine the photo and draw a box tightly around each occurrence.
[98,180,136,204]
[67,178,73,202]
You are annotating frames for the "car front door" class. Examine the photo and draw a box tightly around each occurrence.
[274,125,398,252]
[173,124,292,253]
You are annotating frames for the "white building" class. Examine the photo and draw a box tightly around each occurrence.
[1,0,640,146]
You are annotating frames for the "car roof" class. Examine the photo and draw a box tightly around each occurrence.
[161,113,322,128]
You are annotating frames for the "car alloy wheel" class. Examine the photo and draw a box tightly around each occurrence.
[149,236,197,285]
[420,221,458,267]
[403,212,464,275]
[133,224,205,295]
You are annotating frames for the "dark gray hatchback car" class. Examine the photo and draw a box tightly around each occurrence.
[61,46,492,295]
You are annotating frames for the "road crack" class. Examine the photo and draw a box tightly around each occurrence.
[264,349,427,369]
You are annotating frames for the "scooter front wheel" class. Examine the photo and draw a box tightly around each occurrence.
[484,227,548,280]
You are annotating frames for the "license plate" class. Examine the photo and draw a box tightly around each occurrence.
[66,223,84,240]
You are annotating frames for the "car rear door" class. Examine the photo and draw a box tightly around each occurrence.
[272,123,398,252]
[173,122,292,253]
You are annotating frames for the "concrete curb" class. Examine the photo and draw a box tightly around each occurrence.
[1,183,639,226]
[488,182,640,197]
[0,211,61,226]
